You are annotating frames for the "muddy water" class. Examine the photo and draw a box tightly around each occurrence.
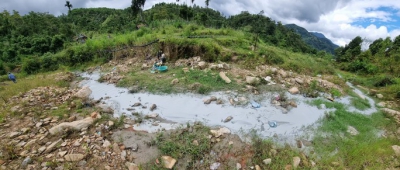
[79,72,375,139]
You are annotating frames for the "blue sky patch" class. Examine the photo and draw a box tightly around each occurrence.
[352,6,400,31]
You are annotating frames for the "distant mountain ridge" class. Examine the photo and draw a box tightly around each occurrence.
[285,24,339,54]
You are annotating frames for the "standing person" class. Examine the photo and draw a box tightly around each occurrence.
[8,72,16,83]
[160,52,166,65]
[157,50,162,60]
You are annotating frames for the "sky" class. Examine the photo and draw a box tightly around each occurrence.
[1,0,400,47]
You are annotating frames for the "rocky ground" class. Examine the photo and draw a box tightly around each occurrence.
[1,56,400,170]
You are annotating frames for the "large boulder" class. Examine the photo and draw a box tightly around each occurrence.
[219,72,231,83]
[74,86,92,99]
[49,112,101,135]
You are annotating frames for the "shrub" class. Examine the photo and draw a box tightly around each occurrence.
[22,57,41,74]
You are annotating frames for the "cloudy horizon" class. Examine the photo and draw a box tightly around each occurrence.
[1,0,399,47]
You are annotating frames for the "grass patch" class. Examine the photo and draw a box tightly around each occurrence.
[118,67,241,94]
[350,97,371,110]
[142,123,212,169]
[310,97,398,169]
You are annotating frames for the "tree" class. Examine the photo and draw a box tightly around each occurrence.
[205,0,210,8]
[65,1,73,13]
[131,0,146,23]
[191,0,195,6]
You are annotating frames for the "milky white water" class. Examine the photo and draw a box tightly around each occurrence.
[79,72,376,140]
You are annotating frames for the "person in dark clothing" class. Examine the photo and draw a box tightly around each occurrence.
[8,73,16,83]
[157,50,162,60]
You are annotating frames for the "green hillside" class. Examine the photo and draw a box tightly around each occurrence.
[285,24,339,54]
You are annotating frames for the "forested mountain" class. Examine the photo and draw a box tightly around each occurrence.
[0,2,321,75]
[285,24,338,54]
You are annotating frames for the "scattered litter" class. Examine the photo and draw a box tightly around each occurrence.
[251,101,260,108]
[268,121,277,128]
[210,162,221,170]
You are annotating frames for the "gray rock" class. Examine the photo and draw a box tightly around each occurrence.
[44,139,62,153]
[128,86,140,93]
[150,104,157,111]
[21,157,32,168]
[224,116,233,123]
[263,158,271,165]
[132,102,141,107]
[219,72,231,84]
[9,132,20,138]
[347,126,359,136]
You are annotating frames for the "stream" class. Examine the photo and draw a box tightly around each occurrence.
[79,72,377,140]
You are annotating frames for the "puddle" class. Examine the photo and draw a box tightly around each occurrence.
[79,72,376,139]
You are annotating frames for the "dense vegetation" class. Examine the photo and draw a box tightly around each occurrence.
[0,2,321,76]
[335,35,400,99]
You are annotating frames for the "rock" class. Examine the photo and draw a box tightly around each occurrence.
[126,143,139,152]
[146,113,158,118]
[293,156,301,168]
[210,162,221,170]
[377,102,386,107]
[171,78,179,85]
[224,116,233,123]
[210,96,217,101]
[278,70,288,78]
[120,150,126,160]
[236,163,242,170]
[295,78,304,84]
[376,94,384,99]
[108,121,114,127]
[126,162,139,170]
[21,128,30,134]
[113,143,121,154]
[9,132,20,138]
[64,154,85,162]
[288,87,299,94]
[204,99,212,104]
[44,139,62,153]
[74,86,92,99]
[38,146,47,154]
[289,101,297,108]
[285,165,292,170]
[103,140,112,148]
[219,72,231,83]
[216,99,224,105]
[311,161,316,167]
[36,122,43,128]
[296,140,302,148]
[141,64,149,70]
[255,165,261,170]
[392,145,400,156]
[21,157,32,168]
[246,76,260,85]
[128,86,140,93]
[161,156,177,169]
[68,116,77,122]
[263,158,272,165]
[150,104,157,111]
[198,61,207,69]
[49,115,100,135]
[132,102,141,107]
[320,104,326,109]
[347,126,359,136]
[97,104,113,114]
[78,160,87,167]
[58,151,67,157]
[326,96,334,102]
[210,127,231,137]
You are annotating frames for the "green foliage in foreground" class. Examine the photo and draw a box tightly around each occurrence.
[309,99,398,169]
